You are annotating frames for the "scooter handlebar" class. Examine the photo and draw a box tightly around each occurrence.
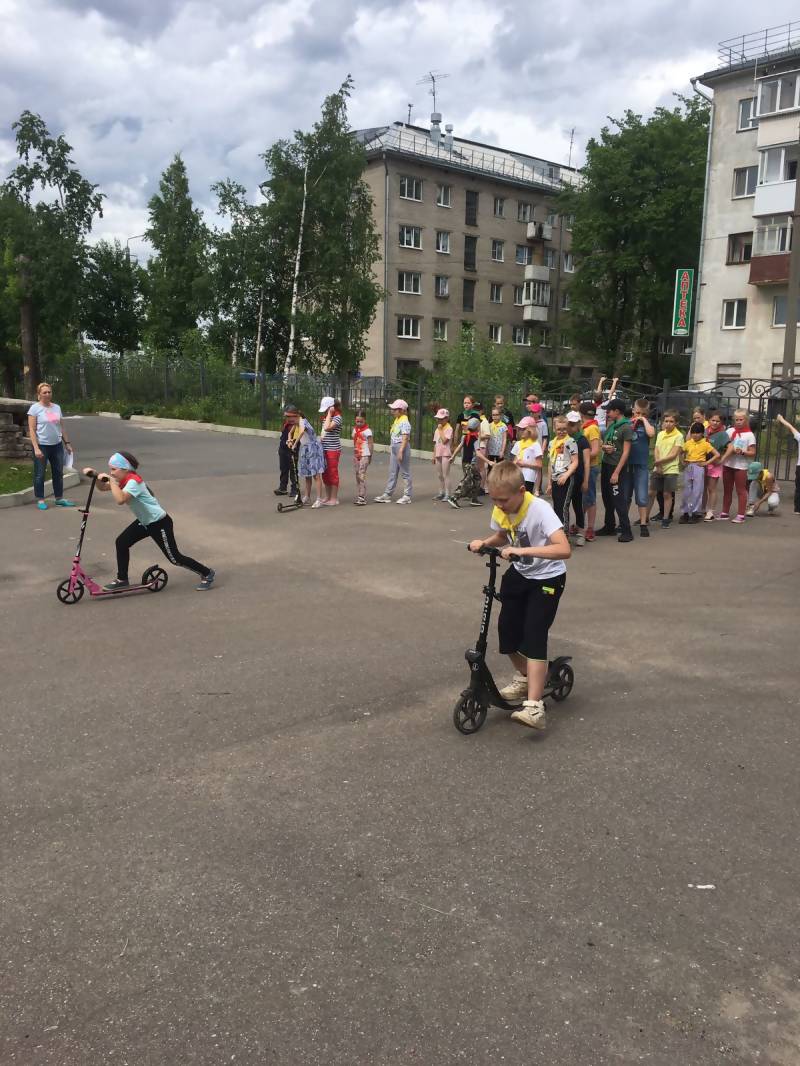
[468,545,521,561]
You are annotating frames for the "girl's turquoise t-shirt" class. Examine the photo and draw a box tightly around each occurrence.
[124,479,166,526]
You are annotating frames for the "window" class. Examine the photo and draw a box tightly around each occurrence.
[755,215,793,255]
[546,210,558,226]
[540,327,551,347]
[563,252,575,273]
[716,362,742,381]
[436,183,452,208]
[525,279,550,306]
[399,225,421,248]
[512,325,531,346]
[658,338,675,355]
[722,298,747,329]
[434,275,449,298]
[758,74,799,116]
[772,294,800,327]
[465,190,479,226]
[462,279,476,312]
[399,175,422,201]
[772,361,800,377]
[493,196,505,217]
[397,316,420,339]
[759,145,799,185]
[513,284,524,305]
[463,235,477,271]
[732,165,758,198]
[398,271,421,294]
[738,97,758,130]
[489,323,502,343]
[560,290,572,310]
[544,248,556,269]
[491,239,505,262]
[433,318,448,341]
[727,232,753,264]
[564,214,575,230]
[515,244,532,265]
[435,230,450,254]
[517,201,532,222]
[560,331,571,348]
[489,282,502,303]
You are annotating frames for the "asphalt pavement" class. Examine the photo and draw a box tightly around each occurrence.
[2,416,799,1065]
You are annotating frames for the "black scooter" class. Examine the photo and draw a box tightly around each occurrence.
[276,450,303,513]
[453,545,574,734]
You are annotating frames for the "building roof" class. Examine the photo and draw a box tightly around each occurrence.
[699,22,800,85]
[355,121,578,193]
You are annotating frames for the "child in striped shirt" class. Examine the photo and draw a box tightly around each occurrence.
[319,396,343,506]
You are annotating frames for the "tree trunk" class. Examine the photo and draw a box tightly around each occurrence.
[254,290,264,386]
[20,297,38,398]
[231,328,239,367]
[280,158,309,404]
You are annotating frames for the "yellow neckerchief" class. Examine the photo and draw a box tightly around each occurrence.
[434,420,451,443]
[548,433,571,461]
[517,437,538,455]
[489,420,505,438]
[391,415,409,436]
[491,491,534,533]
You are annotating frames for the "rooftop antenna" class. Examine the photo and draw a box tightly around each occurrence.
[565,127,577,169]
[407,102,413,125]
[417,70,449,113]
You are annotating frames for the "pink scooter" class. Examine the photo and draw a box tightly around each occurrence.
[56,471,168,604]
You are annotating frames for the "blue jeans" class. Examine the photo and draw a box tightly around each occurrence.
[33,442,64,500]
[628,463,650,508]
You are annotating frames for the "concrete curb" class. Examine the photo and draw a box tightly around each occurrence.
[0,469,81,509]
[97,411,122,418]
[121,414,436,460]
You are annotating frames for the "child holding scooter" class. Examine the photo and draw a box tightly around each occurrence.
[83,453,216,591]
[468,460,570,732]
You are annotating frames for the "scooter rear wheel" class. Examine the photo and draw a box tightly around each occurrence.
[549,662,574,702]
[453,693,488,734]
[142,565,169,592]
[57,579,84,605]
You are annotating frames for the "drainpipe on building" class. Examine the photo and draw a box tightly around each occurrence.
[382,151,390,381]
[781,120,800,380]
[688,77,714,386]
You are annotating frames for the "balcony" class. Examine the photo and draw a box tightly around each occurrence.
[523,304,549,322]
[527,221,553,242]
[757,112,800,149]
[753,180,796,216]
[524,264,551,282]
[749,253,790,285]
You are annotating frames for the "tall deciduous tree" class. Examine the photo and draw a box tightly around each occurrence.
[559,96,709,382]
[145,154,209,354]
[82,239,144,358]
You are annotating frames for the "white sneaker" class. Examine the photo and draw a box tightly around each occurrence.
[745,506,755,517]
[374,493,392,503]
[311,499,324,508]
[510,700,547,730]
[574,532,586,546]
[498,673,529,703]
[396,495,412,505]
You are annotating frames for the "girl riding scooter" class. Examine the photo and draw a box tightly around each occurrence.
[83,453,216,591]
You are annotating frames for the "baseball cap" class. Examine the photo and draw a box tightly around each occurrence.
[517,416,536,429]
[434,408,449,419]
[388,398,408,411]
[529,403,543,414]
[566,411,582,424]
[318,395,336,413]
[747,461,763,481]
[467,417,480,431]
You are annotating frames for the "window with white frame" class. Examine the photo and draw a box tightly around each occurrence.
[560,290,572,310]
[517,201,532,222]
[738,97,758,130]
[434,275,449,298]
[397,316,421,338]
[540,327,551,347]
[560,331,571,348]
[732,165,758,198]
[544,248,556,269]
[772,293,800,326]
[525,279,550,306]
[436,183,452,207]
[546,210,558,226]
[515,244,532,265]
[398,271,421,294]
[722,298,747,329]
[489,282,502,303]
[771,361,800,377]
[399,175,422,200]
[513,284,524,305]
[563,252,575,273]
[758,144,799,185]
[491,239,504,262]
[399,225,421,248]
[754,215,792,255]
[758,73,799,116]
[493,197,505,218]
[727,232,753,264]
[489,323,502,343]
[435,230,450,254]
[658,338,674,355]
[716,362,742,381]
[512,325,531,346]
[433,318,448,341]
[564,214,575,230]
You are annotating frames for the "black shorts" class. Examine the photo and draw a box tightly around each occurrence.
[498,565,566,661]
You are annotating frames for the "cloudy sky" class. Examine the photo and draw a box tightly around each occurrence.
[2,0,798,256]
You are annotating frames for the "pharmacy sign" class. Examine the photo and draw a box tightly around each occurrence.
[672,268,694,337]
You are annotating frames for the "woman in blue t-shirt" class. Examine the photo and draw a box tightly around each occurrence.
[26,382,75,510]
[84,452,216,592]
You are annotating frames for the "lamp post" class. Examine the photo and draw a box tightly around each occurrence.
[125,233,147,263]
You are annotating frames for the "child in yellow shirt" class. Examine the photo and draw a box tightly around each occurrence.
[679,422,720,523]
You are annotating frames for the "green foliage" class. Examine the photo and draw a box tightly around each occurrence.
[0,459,33,495]
[82,239,143,356]
[429,330,541,400]
[559,96,708,382]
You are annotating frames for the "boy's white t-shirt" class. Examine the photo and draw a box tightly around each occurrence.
[490,494,566,580]
[596,402,609,432]
[511,440,542,484]
[724,428,757,470]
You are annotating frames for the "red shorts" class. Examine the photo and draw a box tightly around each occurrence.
[322,450,340,486]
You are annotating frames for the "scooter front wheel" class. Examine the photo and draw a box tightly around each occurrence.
[453,693,488,735]
[549,662,574,702]
[57,579,84,605]
[142,565,169,592]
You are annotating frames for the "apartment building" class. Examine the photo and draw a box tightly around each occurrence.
[693,24,800,384]
[356,118,586,380]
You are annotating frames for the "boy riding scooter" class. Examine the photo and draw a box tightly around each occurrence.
[469,460,570,731]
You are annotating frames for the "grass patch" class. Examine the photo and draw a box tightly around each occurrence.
[0,459,32,495]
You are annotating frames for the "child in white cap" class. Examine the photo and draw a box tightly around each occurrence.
[318,396,342,506]
[432,408,453,501]
[375,399,413,504]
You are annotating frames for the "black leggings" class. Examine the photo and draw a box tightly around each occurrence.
[551,478,574,530]
[116,515,210,581]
